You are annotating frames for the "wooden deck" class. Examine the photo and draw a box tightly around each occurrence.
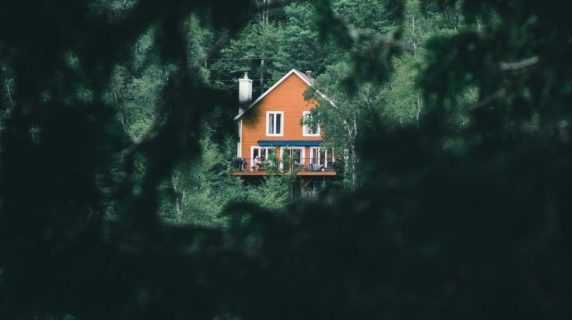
[233,170,336,177]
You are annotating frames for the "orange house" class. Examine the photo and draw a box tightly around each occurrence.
[233,69,335,176]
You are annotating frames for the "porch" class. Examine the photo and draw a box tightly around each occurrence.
[232,157,338,177]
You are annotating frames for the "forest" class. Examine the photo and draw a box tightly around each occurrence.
[1,0,571,319]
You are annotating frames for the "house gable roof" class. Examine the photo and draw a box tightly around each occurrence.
[234,69,314,121]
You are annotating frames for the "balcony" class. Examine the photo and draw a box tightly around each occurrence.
[232,158,338,177]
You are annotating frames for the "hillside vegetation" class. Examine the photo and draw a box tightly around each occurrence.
[1,0,571,319]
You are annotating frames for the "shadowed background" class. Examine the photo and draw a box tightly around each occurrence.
[1,0,571,319]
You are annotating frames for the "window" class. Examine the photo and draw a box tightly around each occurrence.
[252,147,275,162]
[280,147,305,171]
[281,147,304,165]
[310,147,334,168]
[302,111,320,136]
[266,111,284,136]
[251,147,276,171]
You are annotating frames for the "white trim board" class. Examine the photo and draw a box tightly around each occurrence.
[238,120,243,157]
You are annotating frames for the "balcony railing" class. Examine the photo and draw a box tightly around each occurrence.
[232,157,340,174]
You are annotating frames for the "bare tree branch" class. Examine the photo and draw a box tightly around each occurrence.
[500,56,539,71]
[469,89,504,111]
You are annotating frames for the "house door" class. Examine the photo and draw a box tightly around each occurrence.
[281,147,304,171]
[310,147,334,169]
[251,147,276,171]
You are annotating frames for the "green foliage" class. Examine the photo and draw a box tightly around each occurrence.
[209,1,343,93]
[158,129,240,227]
[2,0,572,319]
[255,174,296,209]
[0,0,255,318]
[185,14,214,75]
[157,126,296,226]
[333,0,395,33]
[209,21,281,92]
[308,61,382,188]
[0,60,15,109]
[158,127,296,227]
[379,56,421,128]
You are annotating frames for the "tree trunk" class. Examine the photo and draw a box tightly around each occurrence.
[416,96,421,128]
[171,174,183,222]
[412,15,417,56]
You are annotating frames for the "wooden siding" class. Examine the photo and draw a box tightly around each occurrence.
[240,73,321,163]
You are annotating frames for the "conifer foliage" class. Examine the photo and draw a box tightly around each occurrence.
[1,0,571,319]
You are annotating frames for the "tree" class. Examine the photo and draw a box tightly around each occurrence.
[2,0,572,319]
[307,61,381,188]
[158,127,244,227]
[0,0,257,318]
[209,1,344,94]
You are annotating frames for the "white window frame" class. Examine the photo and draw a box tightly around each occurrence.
[251,146,275,161]
[251,146,276,171]
[302,111,320,136]
[280,147,305,171]
[310,147,334,168]
[266,111,284,136]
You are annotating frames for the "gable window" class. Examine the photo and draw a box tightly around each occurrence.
[302,111,320,136]
[267,111,284,136]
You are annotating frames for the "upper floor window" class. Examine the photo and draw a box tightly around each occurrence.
[303,111,320,136]
[267,111,284,136]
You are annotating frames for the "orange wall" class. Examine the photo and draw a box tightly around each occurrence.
[240,74,321,162]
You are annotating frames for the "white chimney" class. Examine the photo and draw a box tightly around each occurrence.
[238,72,253,113]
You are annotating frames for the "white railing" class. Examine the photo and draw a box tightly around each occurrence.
[233,158,337,173]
